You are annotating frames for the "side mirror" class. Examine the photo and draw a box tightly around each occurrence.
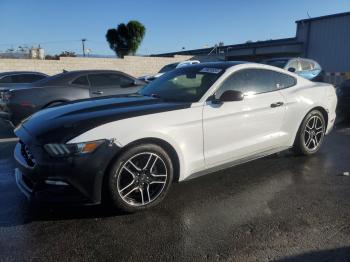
[211,90,244,104]
[288,67,296,73]
[220,90,244,102]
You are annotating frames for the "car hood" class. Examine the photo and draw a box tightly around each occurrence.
[16,94,190,144]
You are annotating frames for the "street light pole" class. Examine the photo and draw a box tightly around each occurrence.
[81,38,86,57]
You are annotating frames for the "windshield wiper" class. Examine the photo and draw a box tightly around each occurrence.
[140,93,176,102]
[150,93,162,99]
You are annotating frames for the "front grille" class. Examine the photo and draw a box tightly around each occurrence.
[20,141,36,167]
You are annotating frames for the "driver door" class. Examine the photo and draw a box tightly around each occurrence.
[202,68,286,167]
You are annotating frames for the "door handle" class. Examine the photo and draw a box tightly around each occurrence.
[92,91,103,95]
[270,102,284,108]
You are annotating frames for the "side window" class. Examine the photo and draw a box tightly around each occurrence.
[216,69,279,98]
[26,74,46,82]
[14,74,46,83]
[72,76,89,86]
[0,76,13,83]
[300,60,314,71]
[88,73,122,87]
[275,72,296,89]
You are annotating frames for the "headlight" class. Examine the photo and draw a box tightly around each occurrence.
[44,140,105,157]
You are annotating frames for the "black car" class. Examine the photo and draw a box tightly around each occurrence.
[1,70,145,124]
[336,79,350,118]
[0,71,48,90]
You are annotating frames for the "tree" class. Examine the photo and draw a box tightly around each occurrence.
[106,20,146,58]
[58,51,77,57]
[45,51,76,60]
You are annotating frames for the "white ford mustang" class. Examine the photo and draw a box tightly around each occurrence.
[14,62,337,212]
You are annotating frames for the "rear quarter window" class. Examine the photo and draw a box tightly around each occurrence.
[275,72,296,89]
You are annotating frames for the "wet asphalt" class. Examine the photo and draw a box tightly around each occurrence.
[0,119,350,262]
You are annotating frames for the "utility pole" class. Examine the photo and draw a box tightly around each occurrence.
[81,38,86,57]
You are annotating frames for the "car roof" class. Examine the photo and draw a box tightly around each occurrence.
[0,71,48,77]
[33,70,135,87]
[58,69,128,76]
[183,61,248,70]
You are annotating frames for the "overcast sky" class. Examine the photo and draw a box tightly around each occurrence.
[0,0,349,56]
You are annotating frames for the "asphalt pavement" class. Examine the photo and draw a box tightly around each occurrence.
[0,118,350,262]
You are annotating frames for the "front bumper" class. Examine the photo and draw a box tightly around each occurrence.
[14,128,120,205]
[15,168,93,205]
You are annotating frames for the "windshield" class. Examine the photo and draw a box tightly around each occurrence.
[158,63,179,73]
[262,59,288,69]
[139,66,225,102]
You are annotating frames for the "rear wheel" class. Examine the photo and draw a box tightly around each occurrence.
[293,110,326,155]
[107,144,173,212]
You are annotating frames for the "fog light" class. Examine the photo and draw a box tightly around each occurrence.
[45,180,69,186]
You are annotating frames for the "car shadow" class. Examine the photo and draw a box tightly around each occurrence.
[275,246,350,262]
[0,199,130,227]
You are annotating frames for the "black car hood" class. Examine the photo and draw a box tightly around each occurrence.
[16,94,190,144]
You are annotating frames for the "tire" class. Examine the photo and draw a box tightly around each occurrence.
[293,110,326,156]
[107,143,174,213]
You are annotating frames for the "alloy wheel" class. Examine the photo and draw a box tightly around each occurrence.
[303,115,325,151]
[116,152,168,207]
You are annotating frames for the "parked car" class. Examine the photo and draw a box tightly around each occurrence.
[336,79,350,118]
[138,60,200,82]
[14,62,337,212]
[0,71,48,88]
[261,57,323,81]
[0,71,48,116]
[1,70,145,124]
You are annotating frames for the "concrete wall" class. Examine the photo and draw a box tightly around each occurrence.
[0,55,193,77]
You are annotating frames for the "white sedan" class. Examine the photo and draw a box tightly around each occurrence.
[14,62,337,212]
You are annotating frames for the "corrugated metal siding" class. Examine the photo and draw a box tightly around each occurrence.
[305,15,350,72]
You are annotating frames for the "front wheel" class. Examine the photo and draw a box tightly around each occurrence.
[107,143,173,212]
[293,110,326,155]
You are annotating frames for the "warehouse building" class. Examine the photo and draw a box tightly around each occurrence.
[154,12,350,82]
